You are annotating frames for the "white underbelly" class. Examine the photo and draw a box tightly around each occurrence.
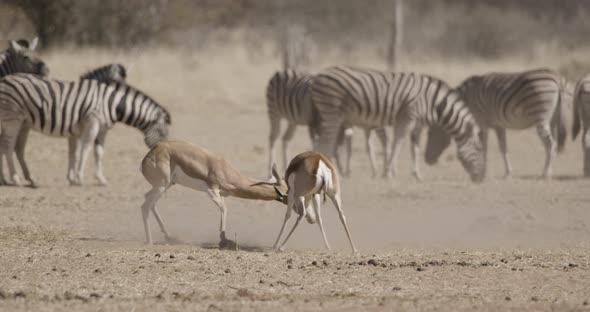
[171,166,210,192]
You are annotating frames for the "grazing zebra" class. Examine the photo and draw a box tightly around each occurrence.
[266,69,389,178]
[0,37,48,78]
[311,65,486,182]
[573,73,590,176]
[424,69,565,178]
[0,73,171,187]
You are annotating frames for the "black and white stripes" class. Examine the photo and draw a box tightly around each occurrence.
[573,73,590,176]
[311,65,486,182]
[0,73,170,186]
[425,69,563,178]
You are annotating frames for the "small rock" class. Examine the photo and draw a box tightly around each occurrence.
[85,253,92,257]
[94,269,101,273]
[367,259,379,266]
[11,275,17,279]
[169,254,175,259]
[322,260,329,266]
[311,261,318,266]
[511,268,517,271]
[392,286,402,291]
[224,268,231,274]
[89,293,101,299]
[286,258,293,264]
[531,296,539,302]
[14,291,26,298]
[505,296,511,301]
[187,255,195,260]
[259,279,265,284]
[416,267,425,272]
[154,253,161,258]
[568,263,578,268]
[264,253,269,257]
[583,300,588,306]
[287,265,293,269]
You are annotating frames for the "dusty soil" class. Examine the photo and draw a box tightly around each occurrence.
[0,48,589,311]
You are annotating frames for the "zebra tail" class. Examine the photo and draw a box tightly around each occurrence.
[572,83,582,140]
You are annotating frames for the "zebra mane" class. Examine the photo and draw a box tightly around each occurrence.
[80,64,127,83]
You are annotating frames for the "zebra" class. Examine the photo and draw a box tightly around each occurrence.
[266,69,390,178]
[311,65,486,182]
[6,63,128,188]
[573,73,590,177]
[424,69,565,179]
[0,37,48,78]
[0,73,171,187]
[10,64,128,187]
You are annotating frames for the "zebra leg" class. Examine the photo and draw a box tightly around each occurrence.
[385,122,411,179]
[0,119,23,186]
[15,122,36,187]
[364,128,377,177]
[410,125,423,182]
[94,130,108,186]
[281,122,297,172]
[494,128,512,179]
[374,127,389,177]
[583,124,590,177]
[536,123,555,179]
[334,126,353,177]
[75,118,101,185]
[67,136,78,185]
[268,116,281,176]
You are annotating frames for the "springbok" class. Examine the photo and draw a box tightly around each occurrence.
[273,151,357,252]
[140,140,288,246]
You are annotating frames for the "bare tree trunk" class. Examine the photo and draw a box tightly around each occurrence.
[386,0,403,71]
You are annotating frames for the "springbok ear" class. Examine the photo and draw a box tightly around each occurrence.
[30,37,39,50]
[271,163,282,184]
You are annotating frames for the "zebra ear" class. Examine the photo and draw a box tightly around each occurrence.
[9,40,22,52]
[29,37,39,51]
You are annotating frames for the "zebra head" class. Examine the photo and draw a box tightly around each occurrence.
[6,38,49,77]
[143,108,171,148]
[455,123,486,183]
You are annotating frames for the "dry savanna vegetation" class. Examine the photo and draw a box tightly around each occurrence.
[1,1,590,311]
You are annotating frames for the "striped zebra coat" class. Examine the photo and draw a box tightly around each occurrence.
[311,65,486,182]
[0,38,48,78]
[424,69,565,178]
[8,64,128,187]
[573,73,590,176]
[0,72,171,187]
[266,69,388,178]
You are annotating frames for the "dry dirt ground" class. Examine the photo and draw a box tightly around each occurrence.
[0,48,589,311]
